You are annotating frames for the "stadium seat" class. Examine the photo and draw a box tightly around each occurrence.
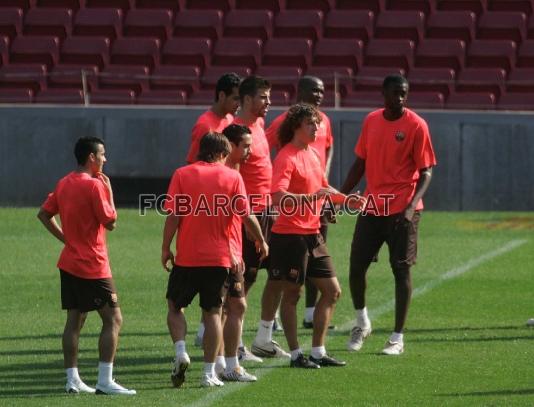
[124,10,173,42]
[10,36,60,69]
[161,38,211,68]
[235,0,283,11]
[35,88,84,104]
[85,0,133,11]
[269,89,291,106]
[0,88,33,103]
[273,10,323,41]
[375,11,425,44]
[426,11,476,43]
[212,38,262,70]
[407,91,445,109]
[456,67,506,98]
[187,89,215,105]
[497,92,534,110]
[477,11,527,44]
[200,65,251,88]
[35,0,82,8]
[223,10,273,41]
[137,90,187,105]
[99,65,150,93]
[517,40,534,67]
[285,0,332,13]
[110,37,160,69]
[528,14,534,39]
[255,65,301,96]
[305,65,354,96]
[506,68,534,93]
[0,0,35,11]
[60,37,110,69]
[336,0,384,14]
[446,91,496,109]
[0,63,47,92]
[263,38,313,70]
[150,65,200,94]
[437,0,487,16]
[353,66,406,91]
[173,10,223,41]
[488,0,532,14]
[89,88,136,104]
[48,64,98,90]
[364,39,415,71]
[407,67,455,97]
[415,39,466,71]
[135,0,184,10]
[73,8,123,40]
[466,40,517,71]
[186,0,233,12]
[24,8,73,41]
[342,90,383,108]
[388,0,435,15]
[324,10,374,42]
[0,8,23,42]
[0,36,9,66]
[312,38,363,71]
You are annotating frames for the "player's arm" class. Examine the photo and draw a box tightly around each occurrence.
[404,167,433,221]
[325,144,334,179]
[243,214,269,261]
[340,156,365,195]
[37,208,65,243]
[161,214,179,272]
[95,172,117,231]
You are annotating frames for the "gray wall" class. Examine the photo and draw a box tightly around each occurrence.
[1,105,533,210]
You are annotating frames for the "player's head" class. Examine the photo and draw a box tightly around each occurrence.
[74,136,106,174]
[239,75,271,118]
[197,132,231,163]
[215,72,241,115]
[382,75,409,115]
[278,103,322,148]
[223,124,253,163]
[297,76,325,108]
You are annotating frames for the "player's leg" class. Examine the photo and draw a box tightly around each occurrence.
[63,309,93,393]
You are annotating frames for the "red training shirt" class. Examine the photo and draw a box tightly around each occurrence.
[186,110,234,164]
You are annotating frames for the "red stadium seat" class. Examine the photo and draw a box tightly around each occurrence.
[273,10,323,41]
[135,0,184,10]
[36,0,82,9]
[313,38,363,71]
[137,90,187,105]
[477,11,527,44]
[375,11,425,44]
[269,89,291,106]
[0,8,23,41]
[200,65,251,88]
[111,37,160,69]
[188,89,215,105]
[0,36,10,66]
[336,0,384,14]
[235,0,283,12]
[0,88,33,103]
[89,88,136,104]
[408,91,445,109]
[186,0,233,12]
[388,0,435,15]
[173,10,223,41]
[150,65,200,94]
[324,10,374,42]
[353,66,406,91]
[488,0,532,14]
[365,39,415,71]
[517,40,534,67]
[446,91,496,109]
[426,11,476,43]
[467,40,516,71]
[124,9,173,42]
[306,65,354,96]
[415,39,466,71]
[255,65,301,96]
[162,38,211,68]
[224,10,273,41]
[212,38,262,70]
[437,0,487,16]
[0,0,35,11]
[73,8,123,40]
[24,8,73,41]
[456,67,506,97]
[85,0,133,11]
[285,0,333,13]
[11,36,60,68]
[60,37,110,69]
[99,65,150,93]
[0,63,47,92]
[48,64,98,90]
[263,38,313,70]
[506,68,534,92]
[498,92,534,110]
[342,90,383,108]
[35,88,84,104]
[408,67,455,97]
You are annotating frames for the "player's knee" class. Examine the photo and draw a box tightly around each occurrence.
[228,298,247,317]
[332,286,342,303]
[392,266,411,283]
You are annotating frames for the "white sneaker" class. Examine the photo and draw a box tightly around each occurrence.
[526,318,534,326]
[347,326,372,351]
[200,374,224,387]
[221,366,257,382]
[65,379,95,394]
[171,354,190,388]
[382,340,404,355]
[238,346,263,363]
[251,340,290,358]
[95,380,136,395]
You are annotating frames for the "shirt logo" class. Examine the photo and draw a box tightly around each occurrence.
[395,131,406,142]
[234,282,242,293]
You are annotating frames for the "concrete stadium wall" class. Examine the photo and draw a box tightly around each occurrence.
[1,105,533,210]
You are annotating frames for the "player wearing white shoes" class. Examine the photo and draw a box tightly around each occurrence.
[38,136,135,395]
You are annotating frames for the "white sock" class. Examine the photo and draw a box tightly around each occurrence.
[290,348,302,361]
[305,307,315,323]
[275,309,280,319]
[356,307,370,328]
[174,340,186,357]
[215,355,226,370]
[197,322,205,338]
[255,320,273,344]
[390,332,404,343]
[239,337,244,349]
[225,356,239,372]
[97,362,113,385]
[66,367,80,382]
[204,362,216,376]
[311,345,326,359]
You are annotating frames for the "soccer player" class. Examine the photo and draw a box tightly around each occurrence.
[341,75,437,355]
[37,136,136,395]
[162,133,268,388]
[265,75,335,330]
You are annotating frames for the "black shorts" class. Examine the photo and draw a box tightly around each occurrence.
[350,211,421,271]
[225,271,245,299]
[166,266,229,311]
[242,210,273,281]
[60,270,119,312]
[268,233,336,285]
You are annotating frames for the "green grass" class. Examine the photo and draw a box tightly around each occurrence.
[1,209,534,406]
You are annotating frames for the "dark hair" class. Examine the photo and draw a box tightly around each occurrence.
[197,132,231,163]
[278,103,321,147]
[382,74,409,90]
[74,136,104,165]
[239,75,271,104]
[222,124,251,146]
[215,72,241,102]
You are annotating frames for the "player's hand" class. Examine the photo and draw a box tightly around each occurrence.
[161,248,174,272]
[347,190,367,210]
[255,239,269,261]
[230,253,244,275]
[96,172,113,193]
[403,204,416,222]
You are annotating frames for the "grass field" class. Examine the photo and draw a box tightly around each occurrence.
[1,208,534,406]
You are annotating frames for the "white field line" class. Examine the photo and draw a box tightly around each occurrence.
[186,238,528,407]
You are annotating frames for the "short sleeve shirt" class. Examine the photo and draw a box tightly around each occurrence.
[186,110,234,164]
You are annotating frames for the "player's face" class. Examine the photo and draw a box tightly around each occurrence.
[90,143,106,174]
[250,88,271,118]
[222,87,240,115]
[236,133,252,162]
[295,117,319,144]
[383,82,409,115]
[302,80,325,107]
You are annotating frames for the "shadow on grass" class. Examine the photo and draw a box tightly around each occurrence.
[437,388,534,397]
[0,331,169,342]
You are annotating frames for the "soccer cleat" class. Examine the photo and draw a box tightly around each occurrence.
[171,354,190,388]
[382,340,404,355]
[200,374,224,387]
[347,326,372,351]
[238,346,263,363]
[302,319,337,330]
[251,340,290,358]
[290,353,320,369]
[65,379,96,394]
[309,354,347,367]
[95,380,136,395]
[221,366,257,382]
[527,318,534,327]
